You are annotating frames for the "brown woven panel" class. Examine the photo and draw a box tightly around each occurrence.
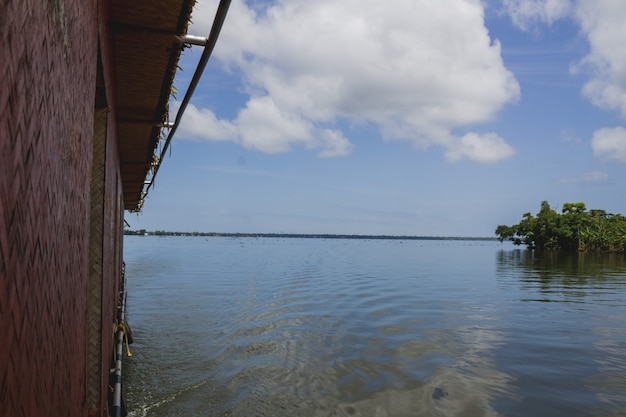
[87,108,108,413]
[101,129,126,415]
[110,0,196,209]
[1,0,99,416]
[2,0,183,415]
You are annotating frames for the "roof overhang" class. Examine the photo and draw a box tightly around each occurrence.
[111,0,195,210]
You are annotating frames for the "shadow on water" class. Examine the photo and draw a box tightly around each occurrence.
[496,249,626,302]
[494,248,626,416]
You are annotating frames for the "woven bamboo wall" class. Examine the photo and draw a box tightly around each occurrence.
[1,0,184,413]
[87,107,107,415]
[99,99,126,417]
[0,1,123,416]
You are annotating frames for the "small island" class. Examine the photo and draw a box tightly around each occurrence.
[496,201,626,252]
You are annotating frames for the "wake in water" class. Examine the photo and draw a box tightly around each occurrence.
[123,237,626,416]
[127,378,211,417]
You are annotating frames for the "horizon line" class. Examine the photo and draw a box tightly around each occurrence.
[124,230,498,241]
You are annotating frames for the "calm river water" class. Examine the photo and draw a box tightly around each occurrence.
[123,236,626,417]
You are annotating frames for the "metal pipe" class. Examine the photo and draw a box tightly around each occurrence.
[112,268,128,417]
[146,0,232,193]
[118,118,174,128]
[176,34,208,46]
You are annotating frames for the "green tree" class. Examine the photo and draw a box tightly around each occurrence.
[560,202,586,250]
[495,201,625,252]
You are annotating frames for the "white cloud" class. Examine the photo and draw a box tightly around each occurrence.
[591,126,626,162]
[176,102,238,141]
[445,132,515,164]
[502,0,573,30]
[581,171,609,182]
[502,1,626,122]
[318,129,355,158]
[181,0,519,163]
[557,171,609,183]
[574,0,626,118]
[235,96,313,153]
[177,99,353,157]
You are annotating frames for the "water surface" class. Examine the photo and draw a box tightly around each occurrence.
[123,237,626,416]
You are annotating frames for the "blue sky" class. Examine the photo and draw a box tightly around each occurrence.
[126,0,626,236]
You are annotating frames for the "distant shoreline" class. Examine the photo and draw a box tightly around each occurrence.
[124,230,497,241]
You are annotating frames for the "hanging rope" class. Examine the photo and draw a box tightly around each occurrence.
[115,318,133,357]
[111,264,130,417]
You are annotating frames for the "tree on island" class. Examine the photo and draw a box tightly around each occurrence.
[496,201,626,252]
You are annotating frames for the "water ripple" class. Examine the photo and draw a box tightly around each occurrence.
[124,237,626,416]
